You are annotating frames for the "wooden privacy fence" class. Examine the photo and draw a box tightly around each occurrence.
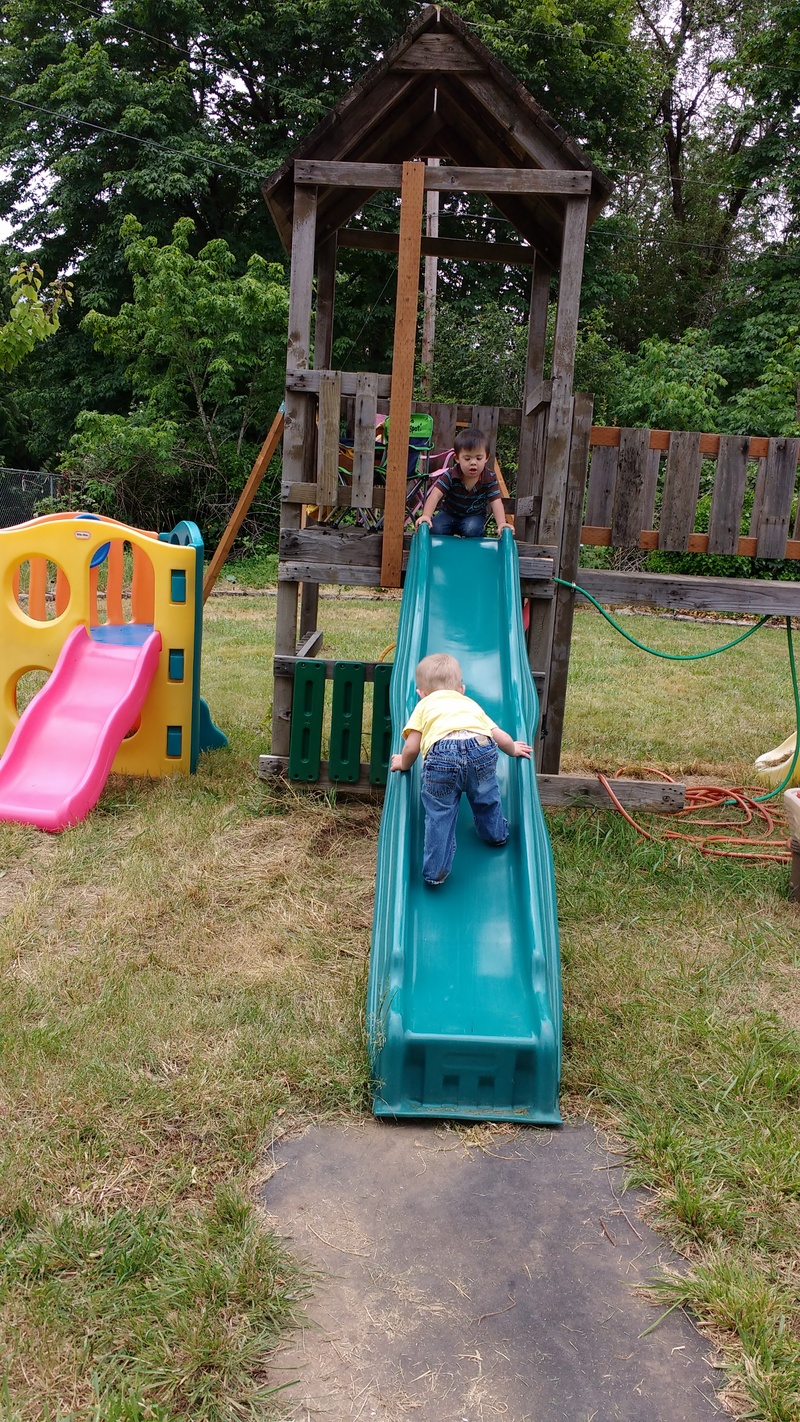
[582,428,800,560]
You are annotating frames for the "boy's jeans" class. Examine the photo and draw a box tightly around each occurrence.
[431,508,486,538]
[420,737,509,884]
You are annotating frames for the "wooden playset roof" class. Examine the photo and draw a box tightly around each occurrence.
[262,5,613,268]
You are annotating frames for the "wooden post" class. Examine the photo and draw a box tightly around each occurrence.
[272,184,317,756]
[516,258,551,545]
[539,392,593,773]
[526,195,590,769]
[203,409,284,602]
[421,159,440,398]
[300,234,338,644]
[381,159,426,588]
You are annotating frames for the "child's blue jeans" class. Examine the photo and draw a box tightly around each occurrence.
[431,508,486,538]
[420,737,508,884]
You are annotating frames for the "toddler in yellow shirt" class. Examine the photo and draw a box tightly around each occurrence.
[390,652,532,886]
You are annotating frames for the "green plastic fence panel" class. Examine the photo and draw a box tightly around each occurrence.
[288,659,327,781]
[329,661,365,783]
[370,663,393,786]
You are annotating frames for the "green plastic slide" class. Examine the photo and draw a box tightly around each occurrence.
[367,526,562,1124]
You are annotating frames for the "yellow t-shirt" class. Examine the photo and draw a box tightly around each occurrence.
[403,689,496,759]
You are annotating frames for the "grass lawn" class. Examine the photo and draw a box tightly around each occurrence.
[1,588,799,1420]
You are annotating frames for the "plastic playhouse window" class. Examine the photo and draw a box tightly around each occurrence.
[13,559,70,623]
[15,668,51,714]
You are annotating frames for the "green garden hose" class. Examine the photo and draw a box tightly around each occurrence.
[553,576,800,803]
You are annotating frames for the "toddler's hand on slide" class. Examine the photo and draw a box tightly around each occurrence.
[513,742,533,758]
[390,753,405,772]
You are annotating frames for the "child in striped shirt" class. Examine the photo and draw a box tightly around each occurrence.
[416,426,513,538]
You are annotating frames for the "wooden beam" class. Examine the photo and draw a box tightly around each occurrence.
[540,392,593,774]
[203,409,284,602]
[392,33,488,72]
[575,569,800,615]
[551,196,590,384]
[294,159,593,194]
[580,527,800,558]
[589,427,790,461]
[517,258,552,544]
[273,184,317,756]
[382,160,426,587]
[258,755,686,813]
[337,228,536,265]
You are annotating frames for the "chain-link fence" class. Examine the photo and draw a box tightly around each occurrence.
[0,468,59,528]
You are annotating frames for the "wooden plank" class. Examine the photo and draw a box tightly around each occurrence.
[429,403,455,461]
[337,229,536,265]
[382,160,426,587]
[707,434,750,554]
[575,569,800,615]
[584,444,617,527]
[287,369,392,398]
[537,775,685,811]
[279,553,554,585]
[294,628,324,660]
[755,437,800,558]
[280,527,387,565]
[642,447,661,532]
[294,159,593,194]
[203,409,284,602]
[749,456,767,538]
[315,370,341,506]
[259,755,686,812]
[579,527,800,559]
[540,392,593,774]
[590,427,788,461]
[392,33,487,71]
[471,405,500,456]
[611,427,651,547]
[551,197,589,384]
[351,373,379,507]
[659,431,702,552]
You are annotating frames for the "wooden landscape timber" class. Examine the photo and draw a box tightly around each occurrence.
[249,2,800,803]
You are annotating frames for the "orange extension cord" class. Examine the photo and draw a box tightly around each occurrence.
[597,768,792,863]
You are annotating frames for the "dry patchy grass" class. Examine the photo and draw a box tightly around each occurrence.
[1,594,800,1419]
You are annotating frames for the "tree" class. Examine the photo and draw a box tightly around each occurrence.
[0,261,70,372]
[62,215,288,535]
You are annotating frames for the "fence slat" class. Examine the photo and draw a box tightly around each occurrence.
[755,437,800,558]
[611,427,650,546]
[315,370,342,507]
[431,402,457,459]
[585,444,618,527]
[708,435,750,554]
[642,447,661,532]
[471,405,500,458]
[329,661,365,783]
[659,431,702,552]
[288,660,326,782]
[351,373,379,509]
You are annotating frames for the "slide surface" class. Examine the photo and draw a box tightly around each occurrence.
[0,624,161,832]
[367,528,562,1124]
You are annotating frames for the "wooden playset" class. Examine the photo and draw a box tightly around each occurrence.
[203,7,800,812]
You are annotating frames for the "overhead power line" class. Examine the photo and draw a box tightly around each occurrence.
[0,92,261,178]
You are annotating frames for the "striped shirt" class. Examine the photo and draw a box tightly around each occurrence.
[434,462,501,519]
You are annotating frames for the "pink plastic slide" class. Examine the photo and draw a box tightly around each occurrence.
[0,623,161,833]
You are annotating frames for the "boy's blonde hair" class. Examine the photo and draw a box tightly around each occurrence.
[416,652,463,693]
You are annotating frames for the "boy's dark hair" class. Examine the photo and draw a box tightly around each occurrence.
[453,426,489,457]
